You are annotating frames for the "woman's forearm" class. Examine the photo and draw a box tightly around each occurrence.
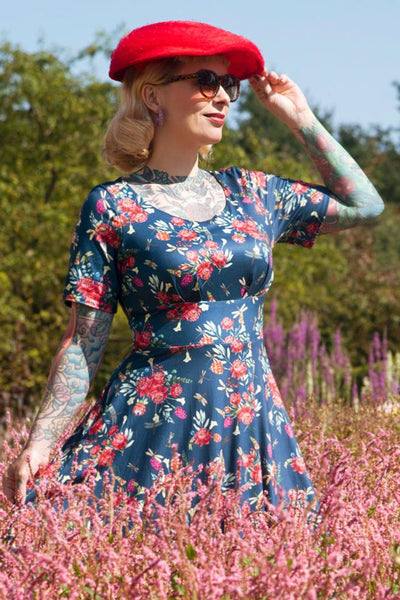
[292,112,384,228]
[25,304,113,457]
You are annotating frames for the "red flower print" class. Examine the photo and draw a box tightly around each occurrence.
[213,433,222,442]
[250,171,267,189]
[127,478,136,493]
[306,222,320,235]
[156,291,171,305]
[178,229,198,241]
[221,317,234,330]
[171,217,185,226]
[250,463,262,484]
[291,456,306,474]
[97,448,116,467]
[223,416,233,428]
[170,383,183,398]
[201,334,214,345]
[181,303,201,322]
[204,240,218,249]
[211,360,224,374]
[241,449,256,468]
[108,425,119,437]
[291,182,309,195]
[181,274,193,286]
[229,392,241,406]
[166,308,181,321]
[230,359,247,379]
[174,406,187,419]
[156,230,170,240]
[112,433,128,450]
[151,391,167,404]
[196,261,213,280]
[132,276,144,287]
[284,423,294,438]
[94,222,120,248]
[96,199,106,213]
[88,418,103,435]
[186,250,199,262]
[76,278,107,306]
[266,373,284,407]
[119,255,135,273]
[150,456,162,470]
[194,428,213,446]
[118,198,148,223]
[210,250,227,268]
[230,339,244,353]
[231,234,246,244]
[89,445,101,456]
[135,330,152,349]
[237,405,254,425]
[112,214,129,228]
[310,190,324,204]
[137,376,151,396]
[133,402,146,416]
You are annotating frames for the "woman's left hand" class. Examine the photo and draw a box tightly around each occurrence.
[249,71,312,128]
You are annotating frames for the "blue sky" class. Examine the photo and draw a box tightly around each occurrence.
[2,0,399,131]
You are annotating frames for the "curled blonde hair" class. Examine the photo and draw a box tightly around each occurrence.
[104,56,227,173]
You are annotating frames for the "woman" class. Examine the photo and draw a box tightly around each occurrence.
[3,21,384,509]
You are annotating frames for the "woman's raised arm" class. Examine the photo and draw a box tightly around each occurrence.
[250,71,384,232]
[2,303,113,504]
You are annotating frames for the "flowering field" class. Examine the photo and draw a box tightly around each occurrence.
[1,309,399,599]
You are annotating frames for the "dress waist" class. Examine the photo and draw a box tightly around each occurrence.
[128,295,265,353]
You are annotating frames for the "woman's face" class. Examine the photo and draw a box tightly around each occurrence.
[151,57,232,151]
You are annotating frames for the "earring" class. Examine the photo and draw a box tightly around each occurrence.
[155,108,164,127]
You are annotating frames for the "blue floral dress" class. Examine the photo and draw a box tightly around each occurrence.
[59,166,329,508]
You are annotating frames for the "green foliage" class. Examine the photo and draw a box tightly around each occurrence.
[0,42,121,412]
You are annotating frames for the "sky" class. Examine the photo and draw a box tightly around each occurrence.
[2,0,399,132]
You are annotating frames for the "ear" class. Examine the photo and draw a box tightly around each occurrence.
[142,84,161,114]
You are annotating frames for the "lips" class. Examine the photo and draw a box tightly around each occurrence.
[204,112,225,125]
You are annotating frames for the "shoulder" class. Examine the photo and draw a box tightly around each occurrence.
[80,177,132,216]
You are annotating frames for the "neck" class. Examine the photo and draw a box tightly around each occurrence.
[147,151,199,178]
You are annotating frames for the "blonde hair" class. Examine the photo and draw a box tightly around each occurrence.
[103,56,227,173]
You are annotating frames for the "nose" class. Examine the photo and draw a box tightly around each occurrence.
[212,84,230,107]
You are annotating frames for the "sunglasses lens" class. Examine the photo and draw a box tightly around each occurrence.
[197,70,219,98]
[222,75,240,102]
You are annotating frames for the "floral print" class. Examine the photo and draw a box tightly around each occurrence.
[60,167,329,508]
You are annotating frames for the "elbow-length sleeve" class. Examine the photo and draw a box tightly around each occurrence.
[63,186,122,314]
[257,173,330,248]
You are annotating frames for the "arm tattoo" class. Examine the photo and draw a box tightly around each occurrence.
[27,304,113,451]
[297,117,384,231]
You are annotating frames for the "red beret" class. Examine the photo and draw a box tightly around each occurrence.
[109,20,265,82]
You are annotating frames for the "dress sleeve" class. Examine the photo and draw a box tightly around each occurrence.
[261,173,330,248]
[63,186,121,314]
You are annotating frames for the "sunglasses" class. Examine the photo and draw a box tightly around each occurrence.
[162,69,241,102]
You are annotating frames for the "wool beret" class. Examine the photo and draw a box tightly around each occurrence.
[109,20,265,82]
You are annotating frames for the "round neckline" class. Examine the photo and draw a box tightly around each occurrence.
[125,170,228,224]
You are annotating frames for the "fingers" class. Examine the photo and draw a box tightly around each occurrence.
[2,462,29,505]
